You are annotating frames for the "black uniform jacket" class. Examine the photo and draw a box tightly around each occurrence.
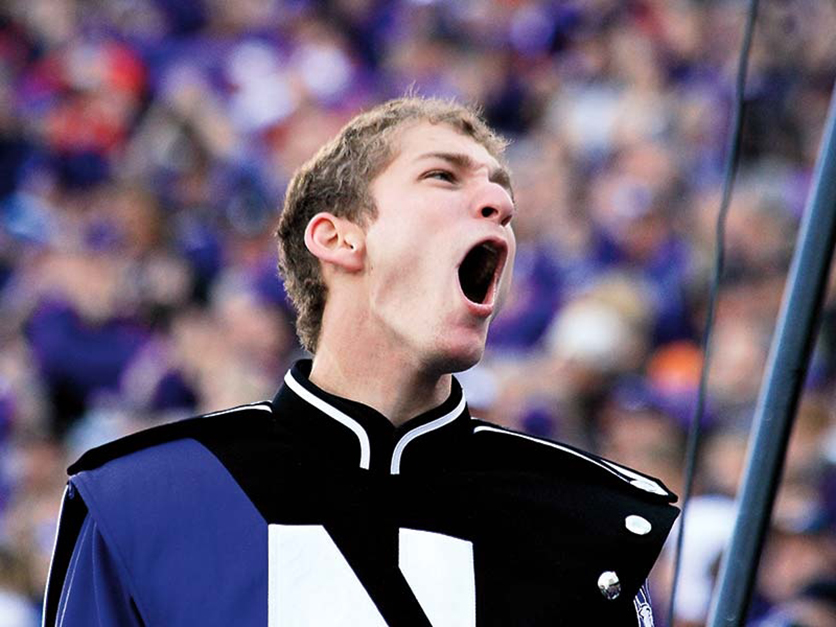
[46,360,678,626]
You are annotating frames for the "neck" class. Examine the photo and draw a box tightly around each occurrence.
[309,315,452,427]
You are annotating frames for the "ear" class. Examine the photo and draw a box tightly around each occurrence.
[304,212,365,273]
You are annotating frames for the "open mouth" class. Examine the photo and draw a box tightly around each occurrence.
[458,241,505,305]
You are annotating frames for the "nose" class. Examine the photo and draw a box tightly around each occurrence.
[474,182,515,227]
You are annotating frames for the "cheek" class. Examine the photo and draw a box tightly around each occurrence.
[367,232,430,305]
[373,235,423,279]
[373,217,440,269]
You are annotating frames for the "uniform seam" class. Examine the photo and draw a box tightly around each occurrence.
[202,402,273,418]
[55,501,82,627]
[56,539,80,626]
[472,425,668,496]
[42,484,68,626]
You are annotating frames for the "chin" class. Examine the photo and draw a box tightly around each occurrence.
[427,337,486,375]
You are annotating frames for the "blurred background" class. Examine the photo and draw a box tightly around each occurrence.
[1,0,836,625]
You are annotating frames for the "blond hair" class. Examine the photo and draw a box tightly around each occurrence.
[276,97,509,352]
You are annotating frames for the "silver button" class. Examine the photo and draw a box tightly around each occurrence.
[630,478,667,496]
[625,515,652,535]
[597,570,621,600]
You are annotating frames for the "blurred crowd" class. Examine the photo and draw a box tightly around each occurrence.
[2,0,836,625]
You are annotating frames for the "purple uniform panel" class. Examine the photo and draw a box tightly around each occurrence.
[62,438,267,627]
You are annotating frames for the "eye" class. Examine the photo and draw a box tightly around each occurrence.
[424,169,457,183]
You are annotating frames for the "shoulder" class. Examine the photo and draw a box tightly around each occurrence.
[468,419,679,616]
[469,419,677,504]
[68,401,275,475]
[69,399,303,528]
[63,403,277,573]
[55,405,277,627]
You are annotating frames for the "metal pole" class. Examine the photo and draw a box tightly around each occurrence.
[707,80,836,626]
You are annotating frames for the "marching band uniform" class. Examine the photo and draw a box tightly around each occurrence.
[45,360,678,626]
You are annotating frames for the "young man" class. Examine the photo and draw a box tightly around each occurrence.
[44,98,678,626]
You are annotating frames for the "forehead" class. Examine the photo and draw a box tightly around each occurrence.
[385,121,502,172]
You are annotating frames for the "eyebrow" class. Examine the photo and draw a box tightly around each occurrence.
[416,151,514,200]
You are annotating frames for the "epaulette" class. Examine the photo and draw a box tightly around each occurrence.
[471,419,677,503]
[68,402,274,475]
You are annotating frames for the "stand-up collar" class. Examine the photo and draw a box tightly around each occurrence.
[272,360,471,475]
